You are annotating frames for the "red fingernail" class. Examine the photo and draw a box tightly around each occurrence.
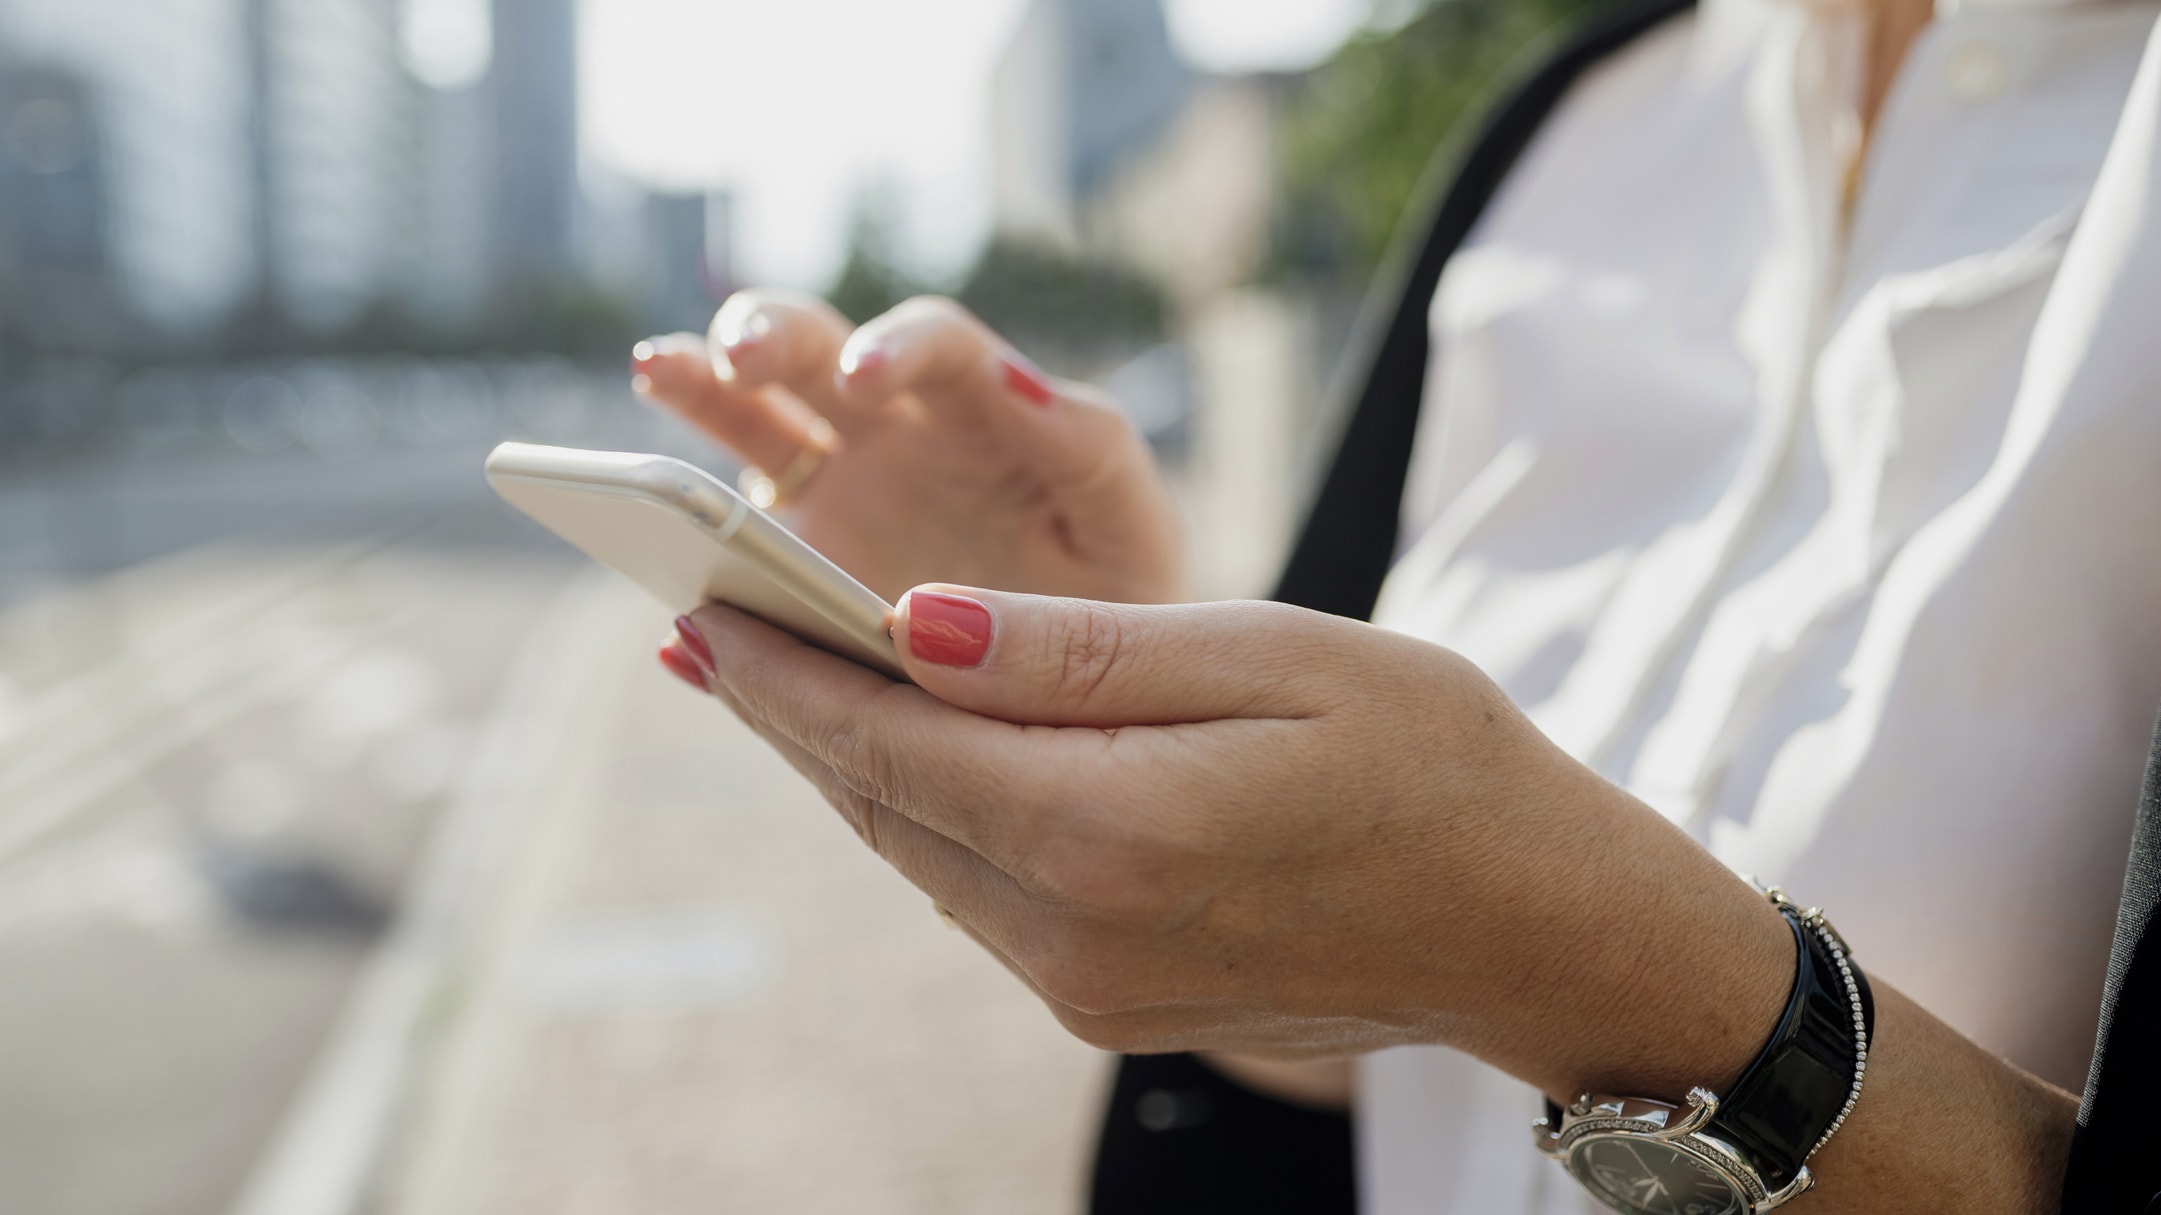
[1001,352,1057,408]
[674,616,714,673]
[659,642,709,691]
[905,591,993,667]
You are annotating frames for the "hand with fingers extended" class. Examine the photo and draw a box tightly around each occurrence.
[657,586,1798,1103]
[630,291,1185,605]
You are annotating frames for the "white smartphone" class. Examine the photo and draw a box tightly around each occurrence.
[484,441,905,680]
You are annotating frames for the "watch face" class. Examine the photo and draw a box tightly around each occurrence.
[1565,1134,1749,1215]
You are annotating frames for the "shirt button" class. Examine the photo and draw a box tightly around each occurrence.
[1947,43,2011,103]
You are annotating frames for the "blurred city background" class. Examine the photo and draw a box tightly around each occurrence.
[0,0,1609,1211]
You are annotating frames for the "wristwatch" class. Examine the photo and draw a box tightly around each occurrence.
[1533,886,1875,1214]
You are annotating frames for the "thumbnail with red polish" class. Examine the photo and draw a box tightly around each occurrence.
[1001,353,1057,407]
[674,615,714,672]
[659,643,708,691]
[906,592,993,667]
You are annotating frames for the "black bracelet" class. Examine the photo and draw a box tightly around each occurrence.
[1709,891,1875,1188]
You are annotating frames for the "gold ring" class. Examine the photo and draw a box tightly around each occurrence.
[738,417,836,509]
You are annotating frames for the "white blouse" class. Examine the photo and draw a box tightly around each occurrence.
[1358,0,2161,1210]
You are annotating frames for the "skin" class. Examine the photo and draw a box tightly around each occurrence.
[1856,0,1934,135]
[659,590,2077,1213]
[630,290,1183,605]
[630,1,2088,1206]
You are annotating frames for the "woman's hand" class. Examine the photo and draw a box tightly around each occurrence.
[665,589,2085,1213]
[669,585,1794,1099]
[630,291,1184,605]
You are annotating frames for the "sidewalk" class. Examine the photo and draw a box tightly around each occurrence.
[370,575,1108,1214]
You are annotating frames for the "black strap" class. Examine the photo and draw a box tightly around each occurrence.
[1272,0,1697,620]
[1711,907,1874,1190]
[2062,709,2161,1214]
[1537,906,1875,1191]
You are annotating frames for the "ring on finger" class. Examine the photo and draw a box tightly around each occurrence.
[738,416,837,509]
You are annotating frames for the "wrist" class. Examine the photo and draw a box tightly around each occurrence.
[1424,746,2080,1215]
[1569,862,1796,1102]
[1529,871,1874,1212]
[1444,761,1794,1104]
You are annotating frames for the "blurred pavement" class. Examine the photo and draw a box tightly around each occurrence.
[368,569,1107,1215]
[0,521,567,1215]
[0,440,1107,1215]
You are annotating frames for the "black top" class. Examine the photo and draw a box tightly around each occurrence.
[2063,711,2161,1214]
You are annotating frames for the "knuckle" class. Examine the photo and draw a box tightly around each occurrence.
[829,786,888,852]
[712,289,846,358]
[826,716,901,809]
[1049,603,1126,709]
[711,289,766,329]
[1058,382,1140,434]
[1031,949,1138,1018]
[1027,836,1172,924]
[1032,386,1162,481]
[1050,1006,1146,1053]
[893,294,971,328]
[818,688,923,814]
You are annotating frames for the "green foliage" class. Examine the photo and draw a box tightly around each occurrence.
[820,188,1169,370]
[826,196,922,326]
[1274,0,1623,282]
[953,238,1165,355]
[482,274,644,357]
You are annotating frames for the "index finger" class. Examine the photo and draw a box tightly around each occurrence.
[631,332,826,476]
[688,601,1063,870]
[832,298,1144,487]
[708,289,854,422]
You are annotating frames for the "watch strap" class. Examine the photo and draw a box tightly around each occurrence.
[1538,898,1876,1195]
[1709,905,1874,1188]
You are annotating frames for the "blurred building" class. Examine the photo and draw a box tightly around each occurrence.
[0,0,589,354]
[988,4,1328,598]
[490,0,580,283]
[1084,77,1293,311]
[251,0,415,329]
[0,62,117,348]
[0,0,258,339]
[989,0,1190,246]
[579,173,737,338]
[407,77,495,326]
[641,190,735,335]
[1089,79,1320,597]
[986,0,1294,319]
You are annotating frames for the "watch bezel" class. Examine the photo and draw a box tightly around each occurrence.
[1534,1092,1814,1214]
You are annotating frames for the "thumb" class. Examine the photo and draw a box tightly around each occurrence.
[892,586,1332,727]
